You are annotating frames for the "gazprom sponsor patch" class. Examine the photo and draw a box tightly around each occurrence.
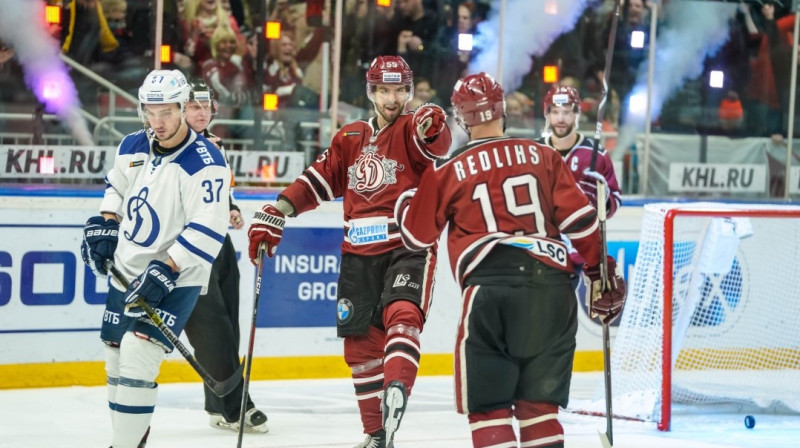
[347,217,389,245]
[382,72,402,83]
[500,236,568,267]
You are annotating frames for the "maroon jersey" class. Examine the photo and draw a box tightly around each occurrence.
[201,58,249,103]
[280,113,452,256]
[537,133,622,218]
[397,137,601,285]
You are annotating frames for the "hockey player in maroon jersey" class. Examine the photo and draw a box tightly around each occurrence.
[247,55,451,448]
[538,85,621,217]
[394,72,626,448]
[537,84,622,268]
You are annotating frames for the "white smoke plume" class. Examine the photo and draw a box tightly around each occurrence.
[468,0,598,93]
[618,1,738,149]
[0,0,93,145]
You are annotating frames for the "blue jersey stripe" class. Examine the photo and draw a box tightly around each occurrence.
[186,222,226,243]
[177,235,216,264]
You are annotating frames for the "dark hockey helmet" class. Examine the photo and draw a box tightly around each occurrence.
[365,55,414,102]
[543,84,581,115]
[188,78,218,115]
[450,72,505,128]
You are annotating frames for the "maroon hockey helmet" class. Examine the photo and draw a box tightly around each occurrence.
[450,72,505,127]
[366,55,414,102]
[543,84,581,115]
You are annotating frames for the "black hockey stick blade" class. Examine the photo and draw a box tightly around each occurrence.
[104,260,243,397]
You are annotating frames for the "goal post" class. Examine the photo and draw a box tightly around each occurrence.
[609,202,800,431]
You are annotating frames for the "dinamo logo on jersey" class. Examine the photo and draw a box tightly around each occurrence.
[347,144,404,200]
[125,186,161,247]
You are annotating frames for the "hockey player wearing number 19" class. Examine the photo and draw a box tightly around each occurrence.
[247,55,452,448]
[79,70,231,448]
[394,72,627,448]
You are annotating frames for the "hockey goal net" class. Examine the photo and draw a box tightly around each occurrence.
[609,202,800,431]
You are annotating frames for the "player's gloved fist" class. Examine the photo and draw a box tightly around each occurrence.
[248,204,286,261]
[413,103,446,141]
[123,260,179,318]
[80,216,119,276]
[584,256,626,324]
[394,188,417,227]
[578,169,609,209]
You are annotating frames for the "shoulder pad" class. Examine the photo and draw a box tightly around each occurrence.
[119,131,150,156]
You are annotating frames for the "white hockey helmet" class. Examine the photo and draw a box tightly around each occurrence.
[138,70,191,120]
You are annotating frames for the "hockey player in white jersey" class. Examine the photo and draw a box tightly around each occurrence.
[80,69,231,448]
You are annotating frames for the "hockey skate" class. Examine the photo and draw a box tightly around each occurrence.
[381,380,408,445]
[353,429,393,448]
[208,408,269,434]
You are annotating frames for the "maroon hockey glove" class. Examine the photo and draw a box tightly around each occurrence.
[413,103,447,141]
[248,204,285,262]
[584,256,626,324]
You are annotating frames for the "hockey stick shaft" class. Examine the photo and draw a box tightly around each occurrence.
[591,1,623,446]
[237,243,266,448]
[104,260,243,397]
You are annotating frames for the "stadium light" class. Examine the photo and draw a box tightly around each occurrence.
[709,70,724,89]
[45,5,60,25]
[544,0,558,14]
[261,164,276,181]
[263,93,278,111]
[458,33,473,52]
[39,156,55,174]
[377,0,391,6]
[631,30,645,49]
[543,65,559,84]
[266,21,281,40]
[160,45,172,64]
[629,91,647,115]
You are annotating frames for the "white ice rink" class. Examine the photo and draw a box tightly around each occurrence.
[1,373,798,448]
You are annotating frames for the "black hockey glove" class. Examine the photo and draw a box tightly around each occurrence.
[584,256,626,324]
[123,260,179,318]
[81,216,119,276]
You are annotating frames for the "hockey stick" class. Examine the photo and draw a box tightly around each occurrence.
[237,243,266,448]
[104,260,243,397]
[590,0,623,447]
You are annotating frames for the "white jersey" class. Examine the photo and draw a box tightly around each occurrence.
[100,128,231,293]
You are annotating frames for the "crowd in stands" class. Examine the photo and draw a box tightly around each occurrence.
[2,0,800,148]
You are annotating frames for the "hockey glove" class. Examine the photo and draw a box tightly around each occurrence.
[584,256,626,324]
[413,103,447,142]
[81,216,119,276]
[578,168,610,211]
[123,260,179,318]
[248,204,286,261]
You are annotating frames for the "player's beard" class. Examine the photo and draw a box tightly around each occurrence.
[376,102,401,126]
[551,121,575,139]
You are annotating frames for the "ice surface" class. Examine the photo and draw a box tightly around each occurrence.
[1,373,798,447]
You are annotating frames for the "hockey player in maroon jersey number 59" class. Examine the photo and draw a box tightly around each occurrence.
[247,55,451,447]
[394,72,626,448]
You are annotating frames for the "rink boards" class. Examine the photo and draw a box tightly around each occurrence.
[0,190,642,389]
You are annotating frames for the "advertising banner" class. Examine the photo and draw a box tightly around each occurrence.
[0,146,306,183]
[668,163,767,193]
